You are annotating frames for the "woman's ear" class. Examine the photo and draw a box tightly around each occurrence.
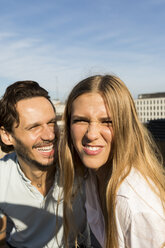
[0,127,14,145]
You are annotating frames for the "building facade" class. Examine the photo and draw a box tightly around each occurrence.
[52,99,65,127]
[134,92,165,123]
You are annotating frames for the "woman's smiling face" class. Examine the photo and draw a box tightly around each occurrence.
[70,92,113,170]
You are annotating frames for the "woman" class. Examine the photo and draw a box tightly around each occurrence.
[59,75,165,248]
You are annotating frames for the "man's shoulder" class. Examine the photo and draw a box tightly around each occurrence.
[0,153,18,197]
[0,152,17,166]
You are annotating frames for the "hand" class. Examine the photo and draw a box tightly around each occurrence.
[0,215,7,247]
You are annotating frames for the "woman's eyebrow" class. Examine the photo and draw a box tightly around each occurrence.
[71,116,90,121]
[99,117,112,121]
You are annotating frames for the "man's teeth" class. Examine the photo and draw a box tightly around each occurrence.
[86,146,100,151]
[37,145,53,152]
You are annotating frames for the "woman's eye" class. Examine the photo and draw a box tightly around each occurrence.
[102,120,112,126]
[72,119,89,124]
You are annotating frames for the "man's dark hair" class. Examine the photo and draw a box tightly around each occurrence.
[0,80,55,153]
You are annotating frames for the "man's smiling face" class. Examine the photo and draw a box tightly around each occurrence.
[10,96,57,169]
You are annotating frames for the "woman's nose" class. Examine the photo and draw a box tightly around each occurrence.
[85,121,100,140]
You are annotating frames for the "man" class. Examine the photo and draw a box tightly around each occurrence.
[0,81,90,248]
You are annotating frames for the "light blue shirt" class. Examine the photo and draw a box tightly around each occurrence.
[0,152,90,248]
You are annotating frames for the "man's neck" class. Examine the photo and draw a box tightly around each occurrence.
[18,158,56,196]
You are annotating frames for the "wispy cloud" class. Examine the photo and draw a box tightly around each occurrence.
[0,0,165,100]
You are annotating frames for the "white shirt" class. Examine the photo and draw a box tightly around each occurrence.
[85,168,165,248]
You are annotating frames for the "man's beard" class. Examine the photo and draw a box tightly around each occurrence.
[13,136,57,171]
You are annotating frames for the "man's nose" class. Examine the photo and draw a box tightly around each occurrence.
[41,124,55,141]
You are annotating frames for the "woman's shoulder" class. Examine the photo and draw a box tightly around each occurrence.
[116,168,164,216]
[116,168,165,247]
[117,168,153,196]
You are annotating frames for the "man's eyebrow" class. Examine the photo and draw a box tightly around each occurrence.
[25,122,41,130]
[48,118,56,123]
[25,118,56,130]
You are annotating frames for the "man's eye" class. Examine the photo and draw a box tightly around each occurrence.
[29,125,39,130]
[48,121,56,126]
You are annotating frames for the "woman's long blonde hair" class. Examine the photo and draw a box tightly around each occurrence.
[59,74,165,248]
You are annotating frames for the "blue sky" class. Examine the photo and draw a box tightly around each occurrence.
[0,0,165,101]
